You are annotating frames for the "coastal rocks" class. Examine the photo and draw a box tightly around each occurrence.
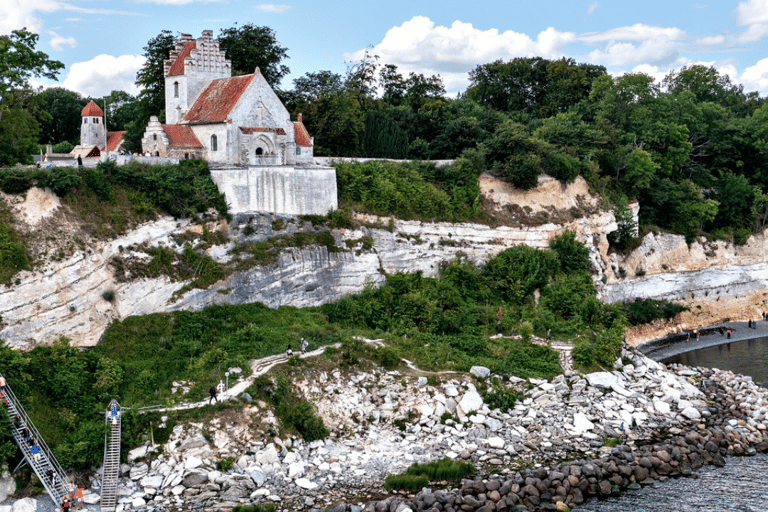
[11,498,35,512]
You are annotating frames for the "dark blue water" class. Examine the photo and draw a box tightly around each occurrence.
[664,335,768,387]
[577,334,768,511]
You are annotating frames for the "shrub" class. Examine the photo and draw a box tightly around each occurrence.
[288,355,301,366]
[101,290,116,302]
[232,505,276,512]
[550,230,591,273]
[481,384,517,413]
[376,345,400,370]
[518,321,533,342]
[217,456,235,472]
[404,457,475,480]
[384,473,429,491]
[623,298,688,325]
[635,266,646,277]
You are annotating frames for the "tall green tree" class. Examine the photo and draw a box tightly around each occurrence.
[0,29,64,165]
[37,87,86,145]
[134,30,175,118]
[363,110,407,158]
[218,24,289,87]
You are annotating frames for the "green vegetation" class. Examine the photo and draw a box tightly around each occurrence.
[622,298,689,326]
[247,374,329,442]
[384,458,475,490]
[232,505,276,512]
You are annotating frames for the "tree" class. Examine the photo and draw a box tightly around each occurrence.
[37,87,86,145]
[0,29,63,164]
[662,65,739,107]
[0,94,41,165]
[218,24,289,87]
[134,30,176,118]
[363,110,407,158]
[96,90,142,132]
[466,57,549,113]
[0,29,64,100]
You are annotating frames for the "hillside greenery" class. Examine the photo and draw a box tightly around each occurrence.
[0,232,627,476]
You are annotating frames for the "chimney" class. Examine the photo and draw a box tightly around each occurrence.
[298,113,303,123]
[46,144,52,155]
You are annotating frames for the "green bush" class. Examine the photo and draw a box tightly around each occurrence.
[623,298,688,325]
[232,505,276,512]
[481,384,517,412]
[404,457,475,480]
[217,456,235,472]
[384,473,429,491]
[376,345,400,370]
[550,230,591,273]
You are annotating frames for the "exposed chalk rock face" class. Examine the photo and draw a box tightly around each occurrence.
[0,202,618,348]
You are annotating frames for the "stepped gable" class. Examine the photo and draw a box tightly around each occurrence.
[293,113,312,146]
[164,33,197,77]
[162,125,203,148]
[81,100,103,117]
[102,131,126,152]
[181,74,255,125]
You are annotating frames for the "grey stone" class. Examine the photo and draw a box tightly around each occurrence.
[470,366,491,379]
[182,469,209,487]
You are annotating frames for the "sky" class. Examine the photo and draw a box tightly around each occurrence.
[5,0,768,99]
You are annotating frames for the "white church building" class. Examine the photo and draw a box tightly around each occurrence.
[141,30,337,216]
[141,30,314,166]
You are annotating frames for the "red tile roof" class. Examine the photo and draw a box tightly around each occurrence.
[181,74,255,125]
[167,41,196,76]
[101,131,126,152]
[294,119,312,146]
[239,127,287,135]
[81,100,103,117]
[162,125,203,148]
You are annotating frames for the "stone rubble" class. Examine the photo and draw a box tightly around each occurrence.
[44,345,768,512]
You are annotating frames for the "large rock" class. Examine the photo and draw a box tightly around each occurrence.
[140,475,164,488]
[256,444,279,465]
[653,400,671,415]
[82,494,101,505]
[572,413,595,433]
[129,463,148,480]
[470,366,491,379]
[295,478,318,490]
[182,469,209,487]
[288,462,305,478]
[586,372,619,389]
[248,468,266,487]
[487,437,505,449]
[0,471,15,502]
[127,445,147,462]
[680,407,701,420]
[11,498,36,512]
[458,390,484,414]
[178,435,209,452]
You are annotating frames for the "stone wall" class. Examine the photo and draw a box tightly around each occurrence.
[209,166,338,216]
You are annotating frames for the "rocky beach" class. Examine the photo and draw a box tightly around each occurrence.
[0,338,764,512]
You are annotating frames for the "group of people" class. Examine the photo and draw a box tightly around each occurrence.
[286,338,310,356]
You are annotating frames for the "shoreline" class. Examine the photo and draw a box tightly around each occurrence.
[638,319,768,361]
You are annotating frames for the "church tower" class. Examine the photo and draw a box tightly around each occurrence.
[80,100,105,146]
[164,30,231,125]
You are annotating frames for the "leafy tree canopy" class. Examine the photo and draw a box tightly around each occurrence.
[218,24,289,88]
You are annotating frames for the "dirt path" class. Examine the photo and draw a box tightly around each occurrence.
[155,335,575,413]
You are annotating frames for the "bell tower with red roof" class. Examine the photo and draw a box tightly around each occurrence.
[164,31,231,125]
[80,100,105,147]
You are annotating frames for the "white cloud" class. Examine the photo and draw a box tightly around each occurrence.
[694,3,707,8]
[579,24,686,43]
[0,0,139,35]
[345,16,575,93]
[583,1,598,21]
[48,30,76,50]
[62,54,146,97]
[0,0,60,35]
[735,0,768,25]
[256,4,290,13]
[737,57,768,94]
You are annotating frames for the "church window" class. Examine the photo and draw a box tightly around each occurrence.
[296,148,301,155]
[184,153,189,160]
[153,134,157,141]
[211,135,218,151]
[256,147,263,155]
[83,118,88,124]
[155,151,160,156]
[174,82,179,98]
[94,118,99,124]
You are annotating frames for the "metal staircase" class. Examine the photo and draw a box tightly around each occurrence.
[100,407,121,512]
[1,383,72,507]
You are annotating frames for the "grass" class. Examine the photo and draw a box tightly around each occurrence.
[384,457,475,491]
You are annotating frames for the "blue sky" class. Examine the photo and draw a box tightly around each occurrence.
[5,0,768,99]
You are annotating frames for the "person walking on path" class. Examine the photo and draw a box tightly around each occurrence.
[286,344,293,356]
[216,379,225,398]
[208,385,217,404]
[61,496,70,512]
[727,328,732,339]
[546,329,551,344]
[73,487,84,509]
[300,338,309,354]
